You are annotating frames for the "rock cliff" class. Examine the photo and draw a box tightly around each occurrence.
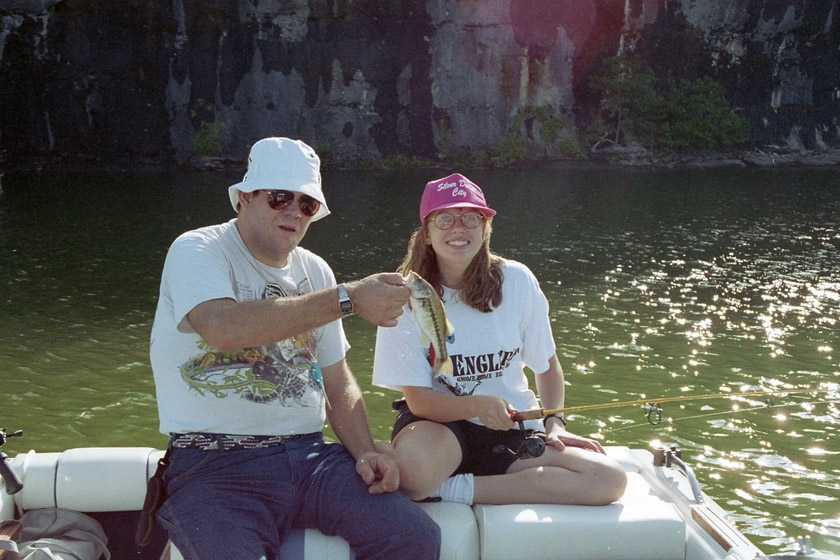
[0,0,837,167]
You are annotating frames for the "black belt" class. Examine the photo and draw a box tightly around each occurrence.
[169,432,315,451]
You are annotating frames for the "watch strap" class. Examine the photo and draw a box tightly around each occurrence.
[337,283,354,315]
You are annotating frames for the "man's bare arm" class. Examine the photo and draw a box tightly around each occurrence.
[188,272,409,351]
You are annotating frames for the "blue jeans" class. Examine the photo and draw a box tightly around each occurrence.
[157,434,440,560]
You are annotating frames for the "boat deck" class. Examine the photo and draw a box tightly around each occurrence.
[1,446,763,560]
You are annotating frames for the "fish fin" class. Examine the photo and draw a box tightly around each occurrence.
[434,356,454,378]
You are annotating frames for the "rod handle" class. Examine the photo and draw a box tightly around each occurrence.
[0,451,23,495]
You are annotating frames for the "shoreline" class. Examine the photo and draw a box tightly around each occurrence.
[2,147,839,174]
[584,146,840,169]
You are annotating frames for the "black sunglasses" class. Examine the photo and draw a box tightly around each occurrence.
[263,190,321,217]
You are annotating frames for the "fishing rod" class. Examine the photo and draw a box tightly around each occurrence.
[514,386,837,425]
[609,396,839,432]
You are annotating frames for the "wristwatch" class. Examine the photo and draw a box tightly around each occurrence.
[337,284,354,315]
[543,413,566,428]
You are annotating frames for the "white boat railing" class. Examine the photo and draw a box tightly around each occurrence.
[652,445,705,504]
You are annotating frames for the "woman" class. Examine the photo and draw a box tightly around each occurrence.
[373,173,627,506]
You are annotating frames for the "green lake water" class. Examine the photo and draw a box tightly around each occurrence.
[1,166,838,557]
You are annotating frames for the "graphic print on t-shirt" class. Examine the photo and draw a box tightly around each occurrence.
[435,347,521,396]
[178,279,324,407]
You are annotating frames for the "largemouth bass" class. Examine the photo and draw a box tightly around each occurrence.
[405,271,456,377]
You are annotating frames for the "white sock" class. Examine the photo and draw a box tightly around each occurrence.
[428,474,474,505]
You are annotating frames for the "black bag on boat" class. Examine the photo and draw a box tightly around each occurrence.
[134,447,171,549]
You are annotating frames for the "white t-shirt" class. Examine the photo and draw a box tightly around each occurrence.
[373,260,556,431]
[150,220,349,436]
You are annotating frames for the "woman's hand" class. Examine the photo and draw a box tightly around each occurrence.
[472,395,517,431]
[544,418,606,454]
[402,387,516,430]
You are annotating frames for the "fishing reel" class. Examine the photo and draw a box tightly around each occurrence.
[492,419,546,460]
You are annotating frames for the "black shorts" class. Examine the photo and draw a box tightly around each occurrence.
[391,399,544,476]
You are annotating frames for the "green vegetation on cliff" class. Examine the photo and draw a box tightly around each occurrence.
[587,54,751,153]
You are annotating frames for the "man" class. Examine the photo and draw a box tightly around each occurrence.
[149,137,441,560]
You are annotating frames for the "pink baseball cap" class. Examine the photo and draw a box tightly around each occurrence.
[419,173,496,223]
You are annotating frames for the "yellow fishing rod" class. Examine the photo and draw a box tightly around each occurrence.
[514,386,837,425]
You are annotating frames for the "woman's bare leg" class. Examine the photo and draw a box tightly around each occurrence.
[473,446,627,505]
[375,420,463,501]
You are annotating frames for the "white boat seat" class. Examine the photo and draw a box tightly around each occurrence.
[474,472,686,560]
[473,447,686,560]
[6,446,689,560]
[11,447,159,512]
[9,448,480,560]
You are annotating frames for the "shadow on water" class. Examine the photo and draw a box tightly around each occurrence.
[1,166,838,556]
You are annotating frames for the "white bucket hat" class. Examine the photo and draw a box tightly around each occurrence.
[228,137,331,221]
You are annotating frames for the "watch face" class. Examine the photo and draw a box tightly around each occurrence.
[338,285,354,314]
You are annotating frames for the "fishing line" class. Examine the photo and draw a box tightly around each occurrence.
[606,398,839,433]
[515,385,838,424]
[592,394,840,436]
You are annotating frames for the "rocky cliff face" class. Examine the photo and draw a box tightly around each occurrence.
[0,0,837,167]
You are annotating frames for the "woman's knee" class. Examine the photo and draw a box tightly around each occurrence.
[391,427,460,500]
[590,462,628,505]
[609,463,629,499]
[395,456,442,500]
[375,441,434,497]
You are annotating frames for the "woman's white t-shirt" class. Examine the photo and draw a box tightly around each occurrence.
[373,260,556,431]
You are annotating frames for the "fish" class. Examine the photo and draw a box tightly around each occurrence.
[405,271,456,377]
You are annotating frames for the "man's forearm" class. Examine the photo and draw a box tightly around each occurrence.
[323,363,379,460]
[188,287,343,351]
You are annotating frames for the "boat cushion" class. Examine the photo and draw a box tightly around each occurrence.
[8,446,689,560]
[12,447,160,512]
[12,447,482,560]
[473,471,686,560]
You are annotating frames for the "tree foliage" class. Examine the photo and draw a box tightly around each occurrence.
[656,77,751,150]
[588,54,661,147]
[191,98,225,156]
[588,54,751,152]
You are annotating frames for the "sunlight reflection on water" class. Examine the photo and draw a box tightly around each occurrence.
[1,167,838,556]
